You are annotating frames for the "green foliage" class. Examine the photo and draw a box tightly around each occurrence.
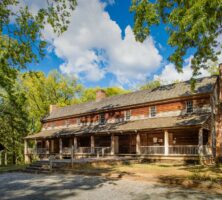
[0,0,76,164]
[19,70,82,132]
[140,80,161,90]
[0,80,29,164]
[80,87,130,102]
[0,0,77,92]
[208,65,219,76]
[131,0,222,78]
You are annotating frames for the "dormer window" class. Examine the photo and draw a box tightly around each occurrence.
[99,113,106,125]
[150,106,156,118]
[186,101,193,113]
[125,110,131,121]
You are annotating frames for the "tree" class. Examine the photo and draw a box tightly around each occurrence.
[0,83,29,164]
[139,80,161,90]
[20,70,82,132]
[0,0,77,92]
[80,87,130,102]
[131,0,222,86]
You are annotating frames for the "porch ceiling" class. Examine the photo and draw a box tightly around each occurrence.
[25,113,210,139]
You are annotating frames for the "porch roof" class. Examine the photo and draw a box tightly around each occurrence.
[25,114,210,139]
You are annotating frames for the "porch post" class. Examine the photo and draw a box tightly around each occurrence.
[198,128,203,155]
[136,132,141,155]
[4,151,7,166]
[91,135,95,154]
[51,140,54,153]
[111,133,115,155]
[46,140,50,154]
[24,139,29,163]
[164,130,169,155]
[74,136,78,151]
[59,138,63,159]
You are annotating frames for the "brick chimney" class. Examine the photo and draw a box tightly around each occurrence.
[96,89,106,102]
[49,105,59,113]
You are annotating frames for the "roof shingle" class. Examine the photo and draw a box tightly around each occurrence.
[26,114,210,139]
[43,76,217,121]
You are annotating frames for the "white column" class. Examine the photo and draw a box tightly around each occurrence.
[111,133,115,155]
[51,140,54,153]
[74,136,78,151]
[198,128,203,155]
[59,138,63,159]
[24,139,29,163]
[46,140,50,154]
[4,151,7,166]
[91,135,95,154]
[164,130,169,155]
[136,133,141,155]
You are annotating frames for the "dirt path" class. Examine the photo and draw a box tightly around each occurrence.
[1,172,222,200]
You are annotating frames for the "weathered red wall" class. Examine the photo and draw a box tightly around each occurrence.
[43,97,210,128]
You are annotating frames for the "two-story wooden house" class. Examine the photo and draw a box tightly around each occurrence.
[24,64,222,163]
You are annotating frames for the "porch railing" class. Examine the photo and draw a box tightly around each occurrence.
[95,147,111,156]
[140,146,165,155]
[168,145,198,155]
[27,148,49,154]
[76,147,92,154]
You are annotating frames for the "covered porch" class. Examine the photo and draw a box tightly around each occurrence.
[24,114,213,162]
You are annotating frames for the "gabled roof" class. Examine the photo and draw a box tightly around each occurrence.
[43,76,217,121]
[27,114,210,139]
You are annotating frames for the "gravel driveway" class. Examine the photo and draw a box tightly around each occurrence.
[0,172,221,200]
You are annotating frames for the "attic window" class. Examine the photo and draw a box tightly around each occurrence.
[99,113,106,125]
[186,101,193,113]
[150,106,156,118]
[125,110,131,121]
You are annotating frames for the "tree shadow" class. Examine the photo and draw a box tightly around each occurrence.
[0,172,117,200]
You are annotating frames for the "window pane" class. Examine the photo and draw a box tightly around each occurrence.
[186,101,193,113]
[125,110,131,120]
[100,113,106,124]
[150,106,156,117]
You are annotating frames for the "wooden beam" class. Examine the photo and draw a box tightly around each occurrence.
[111,133,115,155]
[136,133,141,155]
[59,138,62,159]
[91,135,95,154]
[164,130,169,155]
[198,128,203,155]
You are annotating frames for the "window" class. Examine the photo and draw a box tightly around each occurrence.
[125,110,131,121]
[77,118,81,126]
[150,106,156,117]
[186,101,193,113]
[65,120,69,127]
[99,113,106,124]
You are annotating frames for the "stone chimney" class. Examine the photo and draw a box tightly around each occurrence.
[96,89,106,102]
[49,105,59,113]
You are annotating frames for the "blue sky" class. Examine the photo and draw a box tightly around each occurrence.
[27,0,208,89]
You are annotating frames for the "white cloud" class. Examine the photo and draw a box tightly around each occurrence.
[154,56,210,84]
[43,0,162,86]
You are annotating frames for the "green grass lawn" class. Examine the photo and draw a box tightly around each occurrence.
[0,164,27,173]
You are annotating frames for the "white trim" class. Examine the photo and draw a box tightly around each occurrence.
[149,106,156,118]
